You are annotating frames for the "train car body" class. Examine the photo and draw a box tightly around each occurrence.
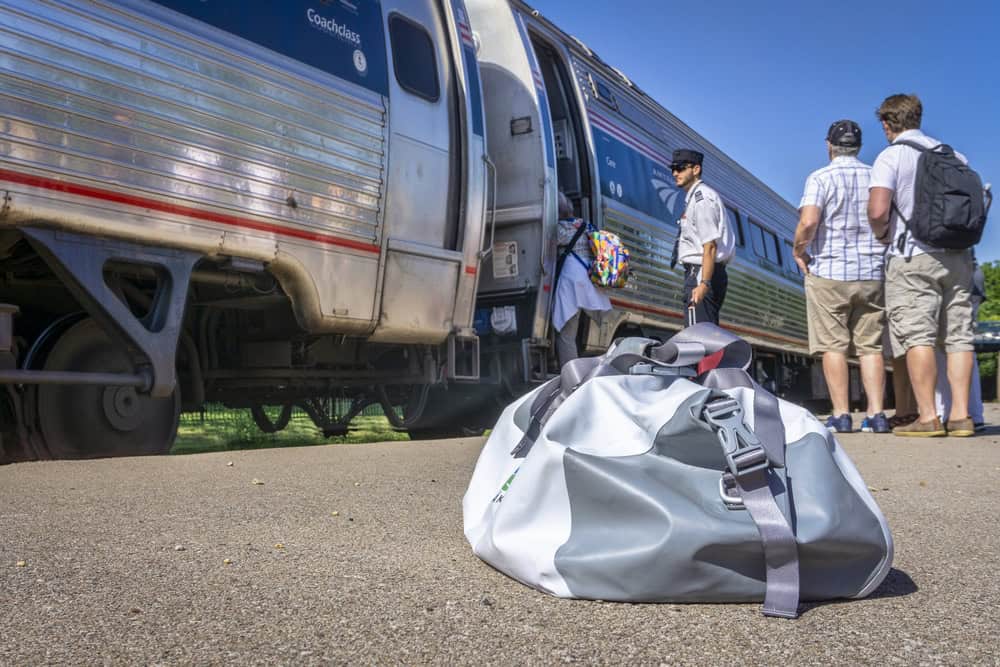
[0,0,838,462]
[468,0,816,397]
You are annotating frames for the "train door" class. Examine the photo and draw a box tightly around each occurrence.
[374,0,464,343]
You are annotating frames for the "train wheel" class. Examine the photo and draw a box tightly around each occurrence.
[406,386,500,441]
[250,404,293,433]
[28,318,179,459]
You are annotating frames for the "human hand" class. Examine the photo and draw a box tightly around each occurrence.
[793,251,811,276]
[691,282,709,304]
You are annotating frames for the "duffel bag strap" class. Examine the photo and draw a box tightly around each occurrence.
[703,397,800,619]
[512,338,696,459]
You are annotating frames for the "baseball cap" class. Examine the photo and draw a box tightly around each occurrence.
[826,119,862,148]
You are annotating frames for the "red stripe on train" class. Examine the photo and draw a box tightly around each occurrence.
[0,168,382,255]
[609,297,807,347]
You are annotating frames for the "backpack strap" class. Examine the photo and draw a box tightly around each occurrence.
[892,138,929,152]
[554,218,590,287]
[885,140,933,255]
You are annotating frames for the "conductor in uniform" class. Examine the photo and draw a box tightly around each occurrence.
[671,148,735,325]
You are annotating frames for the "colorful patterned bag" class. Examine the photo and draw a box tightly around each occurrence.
[587,225,630,288]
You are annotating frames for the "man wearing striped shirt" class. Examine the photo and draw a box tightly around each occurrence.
[793,120,889,434]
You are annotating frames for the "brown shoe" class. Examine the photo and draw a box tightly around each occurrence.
[947,417,975,437]
[893,416,946,437]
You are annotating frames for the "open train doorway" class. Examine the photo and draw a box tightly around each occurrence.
[528,36,593,224]
[528,34,598,359]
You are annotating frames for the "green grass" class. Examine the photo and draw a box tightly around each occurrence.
[171,406,409,456]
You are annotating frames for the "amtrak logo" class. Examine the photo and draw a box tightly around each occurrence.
[652,178,683,210]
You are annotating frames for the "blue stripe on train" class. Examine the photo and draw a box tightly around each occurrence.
[462,47,484,137]
[150,0,390,97]
[538,92,556,168]
[592,126,685,225]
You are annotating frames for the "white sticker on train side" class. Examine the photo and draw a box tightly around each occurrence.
[353,49,367,74]
[493,241,519,279]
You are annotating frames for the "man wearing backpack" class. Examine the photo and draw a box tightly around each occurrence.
[868,94,984,437]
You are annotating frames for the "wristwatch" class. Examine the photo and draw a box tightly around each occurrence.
[700,279,711,287]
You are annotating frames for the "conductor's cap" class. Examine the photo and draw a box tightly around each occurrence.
[670,148,704,170]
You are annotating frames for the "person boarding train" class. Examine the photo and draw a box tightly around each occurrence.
[552,192,612,366]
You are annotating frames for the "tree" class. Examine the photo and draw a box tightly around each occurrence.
[978,261,999,381]
[980,261,1000,322]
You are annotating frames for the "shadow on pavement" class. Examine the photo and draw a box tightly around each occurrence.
[799,568,917,615]
[868,567,919,599]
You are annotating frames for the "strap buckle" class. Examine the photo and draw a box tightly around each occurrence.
[702,398,770,479]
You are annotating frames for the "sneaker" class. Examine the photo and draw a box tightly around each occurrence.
[947,417,975,437]
[893,416,946,437]
[862,412,891,434]
[974,422,987,432]
[824,413,852,433]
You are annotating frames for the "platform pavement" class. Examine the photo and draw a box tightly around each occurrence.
[1,404,998,664]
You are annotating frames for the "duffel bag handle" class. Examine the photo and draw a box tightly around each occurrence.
[703,396,800,619]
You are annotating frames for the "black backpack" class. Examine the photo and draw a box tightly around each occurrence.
[894,140,987,251]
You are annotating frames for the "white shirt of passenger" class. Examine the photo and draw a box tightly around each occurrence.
[799,156,883,281]
[869,129,968,257]
[677,180,735,266]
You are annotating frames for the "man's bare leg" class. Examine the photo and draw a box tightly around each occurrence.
[906,345,938,423]
[892,356,916,416]
[859,353,885,415]
[823,351,850,416]
[945,350,973,422]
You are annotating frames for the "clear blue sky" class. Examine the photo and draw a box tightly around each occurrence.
[530,0,1000,262]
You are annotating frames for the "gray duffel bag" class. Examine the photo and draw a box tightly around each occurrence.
[463,324,893,618]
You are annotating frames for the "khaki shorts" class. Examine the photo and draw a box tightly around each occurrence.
[804,274,884,356]
[885,252,975,357]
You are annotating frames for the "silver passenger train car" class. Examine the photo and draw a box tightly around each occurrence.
[0,0,826,462]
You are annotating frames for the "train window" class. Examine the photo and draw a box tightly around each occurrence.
[749,220,782,266]
[389,15,440,102]
[770,234,783,266]
[594,79,618,111]
[749,220,767,258]
[725,205,745,247]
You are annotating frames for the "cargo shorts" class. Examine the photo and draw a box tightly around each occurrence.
[804,274,885,356]
[884,252,975,357]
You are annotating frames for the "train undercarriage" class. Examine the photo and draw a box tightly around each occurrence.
[0,228,512,463]
[0,226,832,464]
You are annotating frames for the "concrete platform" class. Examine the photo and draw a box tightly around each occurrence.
[1,404,998,664]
